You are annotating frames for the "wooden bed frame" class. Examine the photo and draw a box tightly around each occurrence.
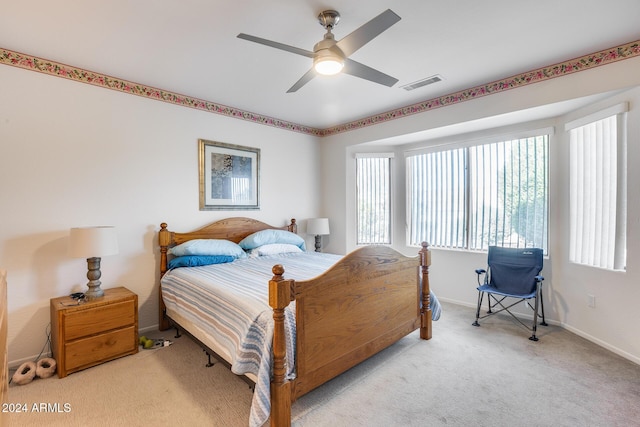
[158,217,432,427]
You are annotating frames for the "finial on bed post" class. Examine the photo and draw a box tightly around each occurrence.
[269,264,292,426]
[419,242,432,340]
[288,218,297,234]
[271,264,285,280]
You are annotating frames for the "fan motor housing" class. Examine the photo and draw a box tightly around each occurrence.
[318,10,340,29]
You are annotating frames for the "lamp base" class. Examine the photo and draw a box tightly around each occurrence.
[84,257,105,300]
[84,284,104,300]
[314,235,322,252]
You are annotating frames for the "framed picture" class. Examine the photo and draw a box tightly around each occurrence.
[198,139,260,210]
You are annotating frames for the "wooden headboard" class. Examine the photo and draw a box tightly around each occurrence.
[157,217,297,329]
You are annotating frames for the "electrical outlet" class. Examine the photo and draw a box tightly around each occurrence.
[588,294,596,308]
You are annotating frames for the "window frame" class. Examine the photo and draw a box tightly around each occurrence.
[405,128,551,253]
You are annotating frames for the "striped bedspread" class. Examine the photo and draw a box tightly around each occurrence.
[160,251,441,427]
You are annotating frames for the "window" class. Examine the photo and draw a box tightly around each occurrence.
[566,104,627,270]
[407,134,549,252]
[356,154,392,245]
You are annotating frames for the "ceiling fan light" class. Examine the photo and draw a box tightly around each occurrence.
[313,49,344,75]
[314,58,344,75]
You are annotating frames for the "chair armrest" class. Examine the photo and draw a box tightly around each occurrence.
[475,268,487,286]
[535,275,544,282]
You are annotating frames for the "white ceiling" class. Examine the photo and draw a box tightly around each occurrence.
[3,0,640,131]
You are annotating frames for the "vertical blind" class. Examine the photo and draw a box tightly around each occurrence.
[356,155,392,245]
[567,106,627,270]
[407,135,549,252]
[407,148,467,248]
[469,137,548,251]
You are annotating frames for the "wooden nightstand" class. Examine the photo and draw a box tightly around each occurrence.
[50,287,138,378]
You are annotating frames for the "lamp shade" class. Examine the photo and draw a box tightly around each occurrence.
[307,218,330,236]
[69,226,119,258]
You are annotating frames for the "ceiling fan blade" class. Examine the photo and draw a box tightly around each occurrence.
[336,9,401,57]
[237,33,314,58]
[342,58,398,87]
[286,68,316,93]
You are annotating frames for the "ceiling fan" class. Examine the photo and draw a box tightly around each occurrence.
[237,9,401,93]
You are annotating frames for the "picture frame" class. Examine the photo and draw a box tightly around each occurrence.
[198,139,260,210]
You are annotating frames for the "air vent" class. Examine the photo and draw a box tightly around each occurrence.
[400,74,443,91]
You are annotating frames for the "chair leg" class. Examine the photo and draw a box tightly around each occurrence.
[539,288,548,326]
[472,291,483,327]
[529,284,541,341]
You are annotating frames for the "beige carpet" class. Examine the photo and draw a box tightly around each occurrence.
[7,302,640,426]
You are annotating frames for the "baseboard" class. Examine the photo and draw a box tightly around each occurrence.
[560,323,640,365]
[8,354,52,370]
[440,297,639,366]
[140,324,160,334]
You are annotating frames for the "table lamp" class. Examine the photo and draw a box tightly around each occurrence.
[69,226,118,300]
[307,218,330,252]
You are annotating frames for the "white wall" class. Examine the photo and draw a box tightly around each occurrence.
[0,65,321,364]
[321,57,640,364]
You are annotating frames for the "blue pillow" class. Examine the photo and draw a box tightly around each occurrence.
[238,229,306,251]
[168,255,236,269]
[169,239,247,258]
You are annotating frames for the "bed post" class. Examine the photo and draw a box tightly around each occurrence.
[158,223,172,331]
[419,242,432,340]
[269,264,293,427]
[287,218,297,234]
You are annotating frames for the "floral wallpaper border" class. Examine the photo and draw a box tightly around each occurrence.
[2,40,639,137]
[0,47,322,136]
[324,40,640,137]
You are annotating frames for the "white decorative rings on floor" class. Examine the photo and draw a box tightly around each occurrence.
[12,361,37,385]
[36,357,57,379]
[12,357,57,385]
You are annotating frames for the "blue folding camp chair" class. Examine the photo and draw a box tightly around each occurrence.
[472,246,547,341]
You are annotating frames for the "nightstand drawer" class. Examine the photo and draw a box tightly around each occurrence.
[64,326,136,371]
[64,300,136,340]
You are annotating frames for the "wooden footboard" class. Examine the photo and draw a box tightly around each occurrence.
[269,242,431,427]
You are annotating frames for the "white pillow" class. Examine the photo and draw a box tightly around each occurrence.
[249,243,303,257]
[238,229,306,251]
